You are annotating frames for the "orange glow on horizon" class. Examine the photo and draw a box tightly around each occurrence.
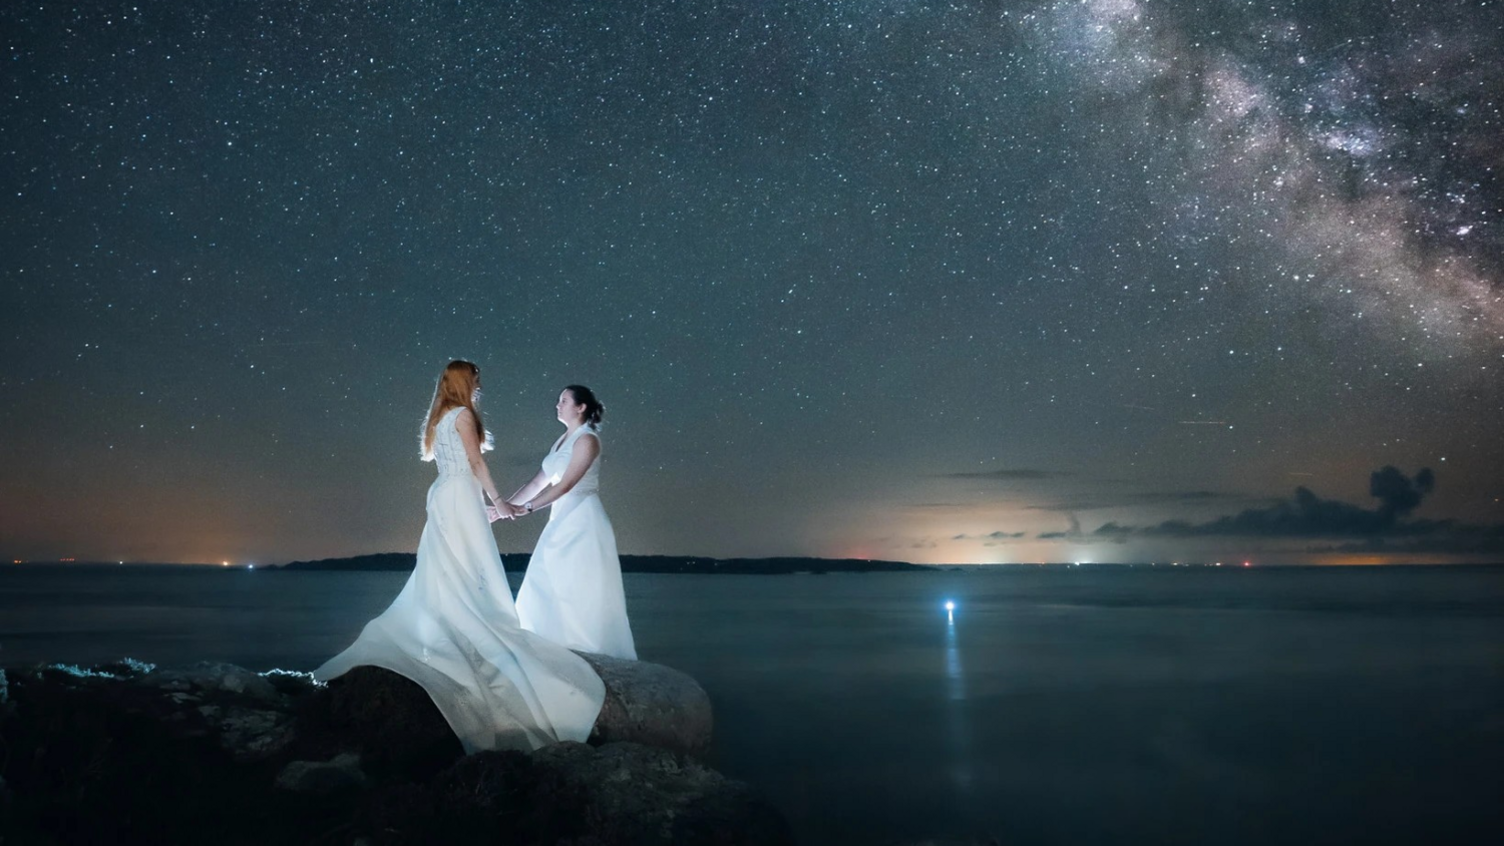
[1313,554,1405,566]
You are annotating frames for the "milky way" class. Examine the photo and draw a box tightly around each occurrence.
[3,1,1501,564]
[1027,0,1503,346]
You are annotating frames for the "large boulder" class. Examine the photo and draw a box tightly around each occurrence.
[580,652,714,757]
[200,703,298,762]
[294,666,464,779]
[532,742,790,845]
[274,752,369,795]
[359,742,793,846]
[307,654,714,766]
[144,661,281,702]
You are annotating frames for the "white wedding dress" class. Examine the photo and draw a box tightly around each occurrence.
[313,406,605,753]
[515,425,638,660]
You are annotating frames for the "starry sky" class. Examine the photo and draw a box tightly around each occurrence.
[3,0,1502,565]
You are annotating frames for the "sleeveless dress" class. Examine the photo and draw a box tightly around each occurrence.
[312,406,605,753]
[515,425,638,660]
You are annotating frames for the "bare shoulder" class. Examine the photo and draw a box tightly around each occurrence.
[453,407,478,444]
[575,430,600,454]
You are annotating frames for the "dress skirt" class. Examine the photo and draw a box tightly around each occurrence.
[515,490,637,660]
[313,472,605,753]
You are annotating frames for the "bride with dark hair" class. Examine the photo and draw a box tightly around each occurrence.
[507,385,637,660]
[313,361,604,753]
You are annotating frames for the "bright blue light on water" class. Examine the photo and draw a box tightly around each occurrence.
[944,600,955,612]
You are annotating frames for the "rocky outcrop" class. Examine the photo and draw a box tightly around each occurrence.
[291,665,466,779]
[145,661,281,701]
[582,651,714,757]
[0,659,791,845]
[273,752,369,795]
[358,742,791,845]
[289,654,714,771]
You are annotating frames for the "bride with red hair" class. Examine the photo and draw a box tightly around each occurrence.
[314,360,604,752]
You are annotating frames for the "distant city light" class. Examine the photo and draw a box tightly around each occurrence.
[221,560,230,567]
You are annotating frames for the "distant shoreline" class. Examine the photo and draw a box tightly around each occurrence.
[274,552,931,575]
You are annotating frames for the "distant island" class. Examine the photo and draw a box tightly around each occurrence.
[274,552,931,575]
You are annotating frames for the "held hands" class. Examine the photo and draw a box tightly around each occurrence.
[487,500,526,522]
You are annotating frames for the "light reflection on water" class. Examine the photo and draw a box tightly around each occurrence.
[1,565,1501,845]
[943,604,973,795]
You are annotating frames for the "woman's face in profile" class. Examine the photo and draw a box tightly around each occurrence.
[556,390,584,424]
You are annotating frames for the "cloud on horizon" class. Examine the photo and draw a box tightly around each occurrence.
[1135,467,1438,538]
[1035,467,1504,554]
[1024,489,1259,513]
[952,530,1028,542]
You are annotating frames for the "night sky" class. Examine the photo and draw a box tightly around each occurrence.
[3,0,1501,565]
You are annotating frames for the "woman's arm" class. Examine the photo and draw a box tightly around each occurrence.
[506,470,552,506]
[519,433,598,514]
[456,409,516,515]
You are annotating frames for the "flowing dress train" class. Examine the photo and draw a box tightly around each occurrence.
[313,406,605,753]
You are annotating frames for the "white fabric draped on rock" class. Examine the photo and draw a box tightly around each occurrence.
[516,426,638,660]
[313,407,605,753]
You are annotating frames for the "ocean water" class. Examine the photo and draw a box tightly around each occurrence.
[2,564,1501,845]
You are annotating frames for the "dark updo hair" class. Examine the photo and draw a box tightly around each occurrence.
[564,384,604,428]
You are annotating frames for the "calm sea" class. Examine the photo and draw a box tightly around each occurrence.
[2,564,1501,845]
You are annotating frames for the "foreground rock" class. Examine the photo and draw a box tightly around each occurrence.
[0,661,789,845]
[581,652,713,757]
[288,656,713,778]
[360,743,791,845]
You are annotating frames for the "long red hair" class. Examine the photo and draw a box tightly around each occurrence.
[421,360,490,460]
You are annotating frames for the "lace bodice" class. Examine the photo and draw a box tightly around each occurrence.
[541,426,600,496]
[431,406,471,477]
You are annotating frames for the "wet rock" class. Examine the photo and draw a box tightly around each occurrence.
[0,665,276,843]
[144,661,280,702]
[1,659,790,845]
[534,742,792,845]
[579,652,714,757]
[275,752,368,795]
[295,666,464,779]
[360,742,791,846]
[217,705,297,762]
[303,655,713,771]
